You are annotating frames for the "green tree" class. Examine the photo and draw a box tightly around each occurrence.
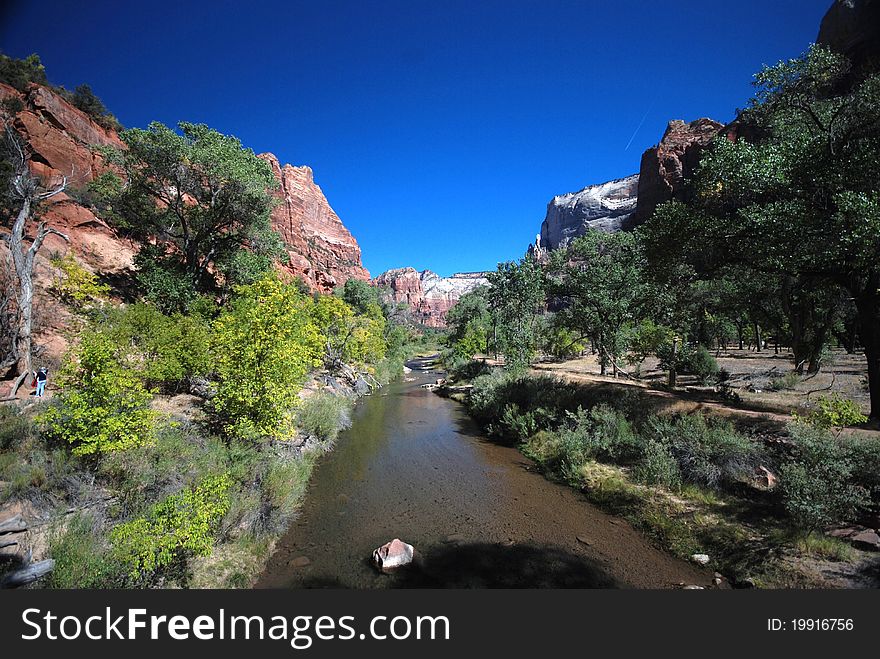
[338,278,382,315]
[445,286,492,358]
[549,230,647,376]
[41,332,157,456]
[644,46,880,419]
[487,257,545,371]
[210,275,323,440]
[0,53,48,91]
[95,122,281,309]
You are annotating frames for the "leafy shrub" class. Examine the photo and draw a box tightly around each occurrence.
[41,332,157,456]
[490,403,557,442]
[768,371,801,391]
[101,303,213,390]
[842,437,880,500]
[779,423,870,531]
[523,430,565,467]
[445,356,491,383]
[644,413,760,490]
[295,392,353,442]
[684,345,720,383]
[797,394,868,429]
[110,472,232,579]
[554,404,642,467]
[634,440,682,490]
[49,253,110,308]
[211,275,323,440]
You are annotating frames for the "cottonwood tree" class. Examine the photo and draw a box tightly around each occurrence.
[487,257,545,371]
[548,230,648,377]
[644,46,880,419]
[94,121,282,311]
[0,125,68,394]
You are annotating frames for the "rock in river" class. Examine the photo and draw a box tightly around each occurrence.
[372,538,415,573]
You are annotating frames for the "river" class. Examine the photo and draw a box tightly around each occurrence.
[256,357,709,588]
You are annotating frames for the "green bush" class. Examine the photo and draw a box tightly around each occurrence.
[552,404,642,469]
[634,440,682,490]
[41,332,157,456]
[768,371,801,391]
[779,423,870,531]
[295,392,353,442]
[797,394,868,429]
[110,472,232,580]
[684,345,720,383]
[101,303,213,391]
[445,356,491,383]
[644,413,760,490]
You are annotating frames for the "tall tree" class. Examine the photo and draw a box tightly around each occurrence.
[0,125,68,393]
[644,46,880,419]
[487,257,545,371]
[549,230,647,376]
[95,121,281,310]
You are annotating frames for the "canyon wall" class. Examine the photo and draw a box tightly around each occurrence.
[0,82,370,366]
[373,268,488,328]
[259,154,369,293]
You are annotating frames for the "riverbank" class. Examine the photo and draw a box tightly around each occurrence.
[0,365,378,589]
[437,363,880,589]
[257,356,712,589]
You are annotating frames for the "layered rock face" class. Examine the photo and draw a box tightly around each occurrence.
[630,118,723,226]
[533,117,723,252]
[373,268,488,327]
[538,174,639,250]
[259,154,369,293]
[0,81,371,368]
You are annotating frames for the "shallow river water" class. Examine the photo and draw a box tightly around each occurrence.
[256,358,709,588]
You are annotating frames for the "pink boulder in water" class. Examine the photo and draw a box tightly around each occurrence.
[372,538,415,573]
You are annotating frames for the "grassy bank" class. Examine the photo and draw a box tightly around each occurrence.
[444,365,880,588]
[0,387,355,588]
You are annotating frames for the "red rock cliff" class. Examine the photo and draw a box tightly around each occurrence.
[630,117,723,226]
[259,154,369,293]
[373,267,488,328]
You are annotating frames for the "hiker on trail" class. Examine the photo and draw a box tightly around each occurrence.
[34,367,48,397]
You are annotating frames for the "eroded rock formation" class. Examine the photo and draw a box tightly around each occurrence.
[259,154,369,293]
[631,118,723,226]
[373,268,488,327]
[538,174,639,251]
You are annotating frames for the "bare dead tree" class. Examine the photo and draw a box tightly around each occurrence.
[0,124,69,396]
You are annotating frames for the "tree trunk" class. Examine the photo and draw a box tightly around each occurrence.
[754,322,762,352]
[668,338,678,388]
[854,285,880,421]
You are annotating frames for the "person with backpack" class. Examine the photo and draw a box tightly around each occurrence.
[34,367,48,397]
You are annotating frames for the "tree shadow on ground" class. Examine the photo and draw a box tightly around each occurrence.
[402,542,617,588]
[296,542,619,589]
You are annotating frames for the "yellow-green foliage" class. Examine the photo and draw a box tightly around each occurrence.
[102,304,213,388]
[311,295,386,366]
[795,394,868,429]
[110,472,231,577]
[50,253,110,308]
[211,275,323,439]
[41,332,156,455]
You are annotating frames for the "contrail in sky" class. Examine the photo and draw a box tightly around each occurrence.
[624,100,655,151]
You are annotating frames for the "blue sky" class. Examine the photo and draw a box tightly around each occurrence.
[0,0,831,276]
